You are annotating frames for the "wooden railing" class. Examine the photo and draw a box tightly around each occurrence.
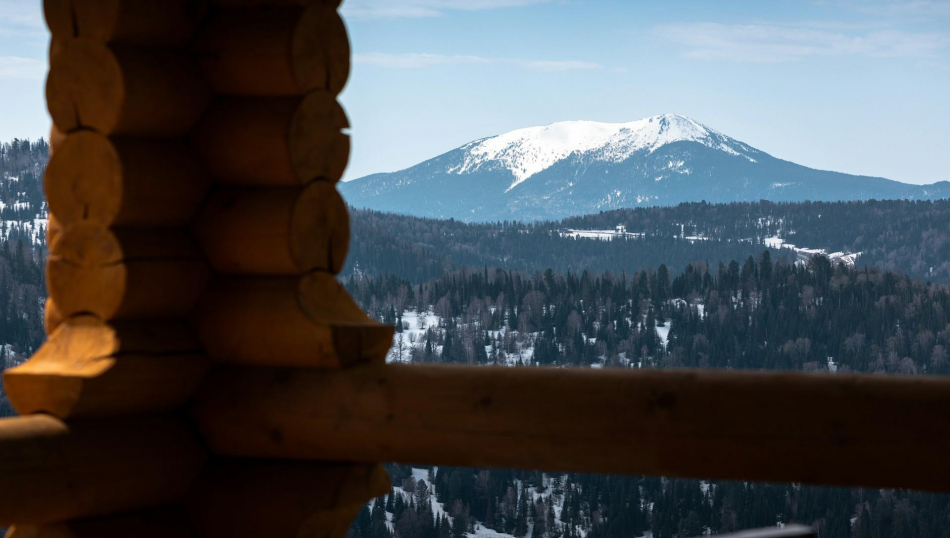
[0,0,944,536]
[191,363,950,492]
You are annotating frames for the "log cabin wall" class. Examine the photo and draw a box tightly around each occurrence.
[1,0,392,536]
[1,0,949,536]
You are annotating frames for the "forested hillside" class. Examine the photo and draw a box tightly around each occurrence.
[344,255,950,538]
[0,139,49,416]
[345,200,950,285]
[347,254,950,374]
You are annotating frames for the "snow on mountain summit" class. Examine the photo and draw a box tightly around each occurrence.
[450,113,755,189]
[341,112,950,222]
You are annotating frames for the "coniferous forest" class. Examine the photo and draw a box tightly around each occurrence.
[4,140,950,536]
[0,139,50,416]
[346,200,950,285]
[343,254,950,538]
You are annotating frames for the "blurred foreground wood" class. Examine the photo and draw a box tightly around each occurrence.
[47,225,210,320]
[192,182,349,275]
[0,415,204,525]
[190,274,392,367]
[186,460,388,538]
[193,364,950,492]
[45,132,209,229]
[6,506,195,538]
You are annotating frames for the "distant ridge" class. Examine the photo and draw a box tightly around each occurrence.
[340,114,950,222]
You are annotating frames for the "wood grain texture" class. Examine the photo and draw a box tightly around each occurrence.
[193,364,950,492]
[4,315,208,418]
[0,415,205,525]
[44,0,209,46]
[47,39,210,136]
[5,506,195,538]
[43,298,63,336]
[186,460,388,538]
[192,93,349,185]
[190,273,392,367]
[194,4,349,96]
[45,132,210,229]
[48,125,65,157]
[46,213,62,251]
[192,182,349,275]
[47,224,211,321]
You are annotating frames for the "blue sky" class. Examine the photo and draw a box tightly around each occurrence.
[1,0,948,184]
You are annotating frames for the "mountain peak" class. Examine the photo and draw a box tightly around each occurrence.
[450,114,752,189]
[340,114,950,223]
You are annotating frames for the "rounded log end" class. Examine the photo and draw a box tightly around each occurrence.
[332,323,395,366]
[292,181,350,274]
[294,5,350,95]
[45,131,123,230]
[8,314,119,417]
[47,223,125,320]
[290,92,350,183]
[3,370,88,419]
[47,39,123,134]
[297,272,367,324]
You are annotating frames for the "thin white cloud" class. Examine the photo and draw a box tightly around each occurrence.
[0,0,47,37]
[355,52,605,71]
[0,57,46,80]
[354,53,491,68]
[656,22,950,62]
[524,60,602,71]
[847,0,950,17]
[343,0,554,18]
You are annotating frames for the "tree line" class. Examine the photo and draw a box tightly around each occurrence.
[344,199,950,285]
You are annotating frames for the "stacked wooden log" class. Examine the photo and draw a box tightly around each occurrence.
[1,0,391,535]
[183,0,392,534]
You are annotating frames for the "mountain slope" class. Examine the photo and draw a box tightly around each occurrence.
[341,114,950,222]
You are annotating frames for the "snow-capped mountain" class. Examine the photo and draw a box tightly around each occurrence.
[340,113,950,222]
[451,114,757,190]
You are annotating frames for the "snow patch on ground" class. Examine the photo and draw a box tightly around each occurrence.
[764,235,861,267]
[559,225,643,241]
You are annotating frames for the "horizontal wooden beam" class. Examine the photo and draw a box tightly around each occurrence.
[0,415,205,525]
[6,505,194,538]
[192,364,950,492]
